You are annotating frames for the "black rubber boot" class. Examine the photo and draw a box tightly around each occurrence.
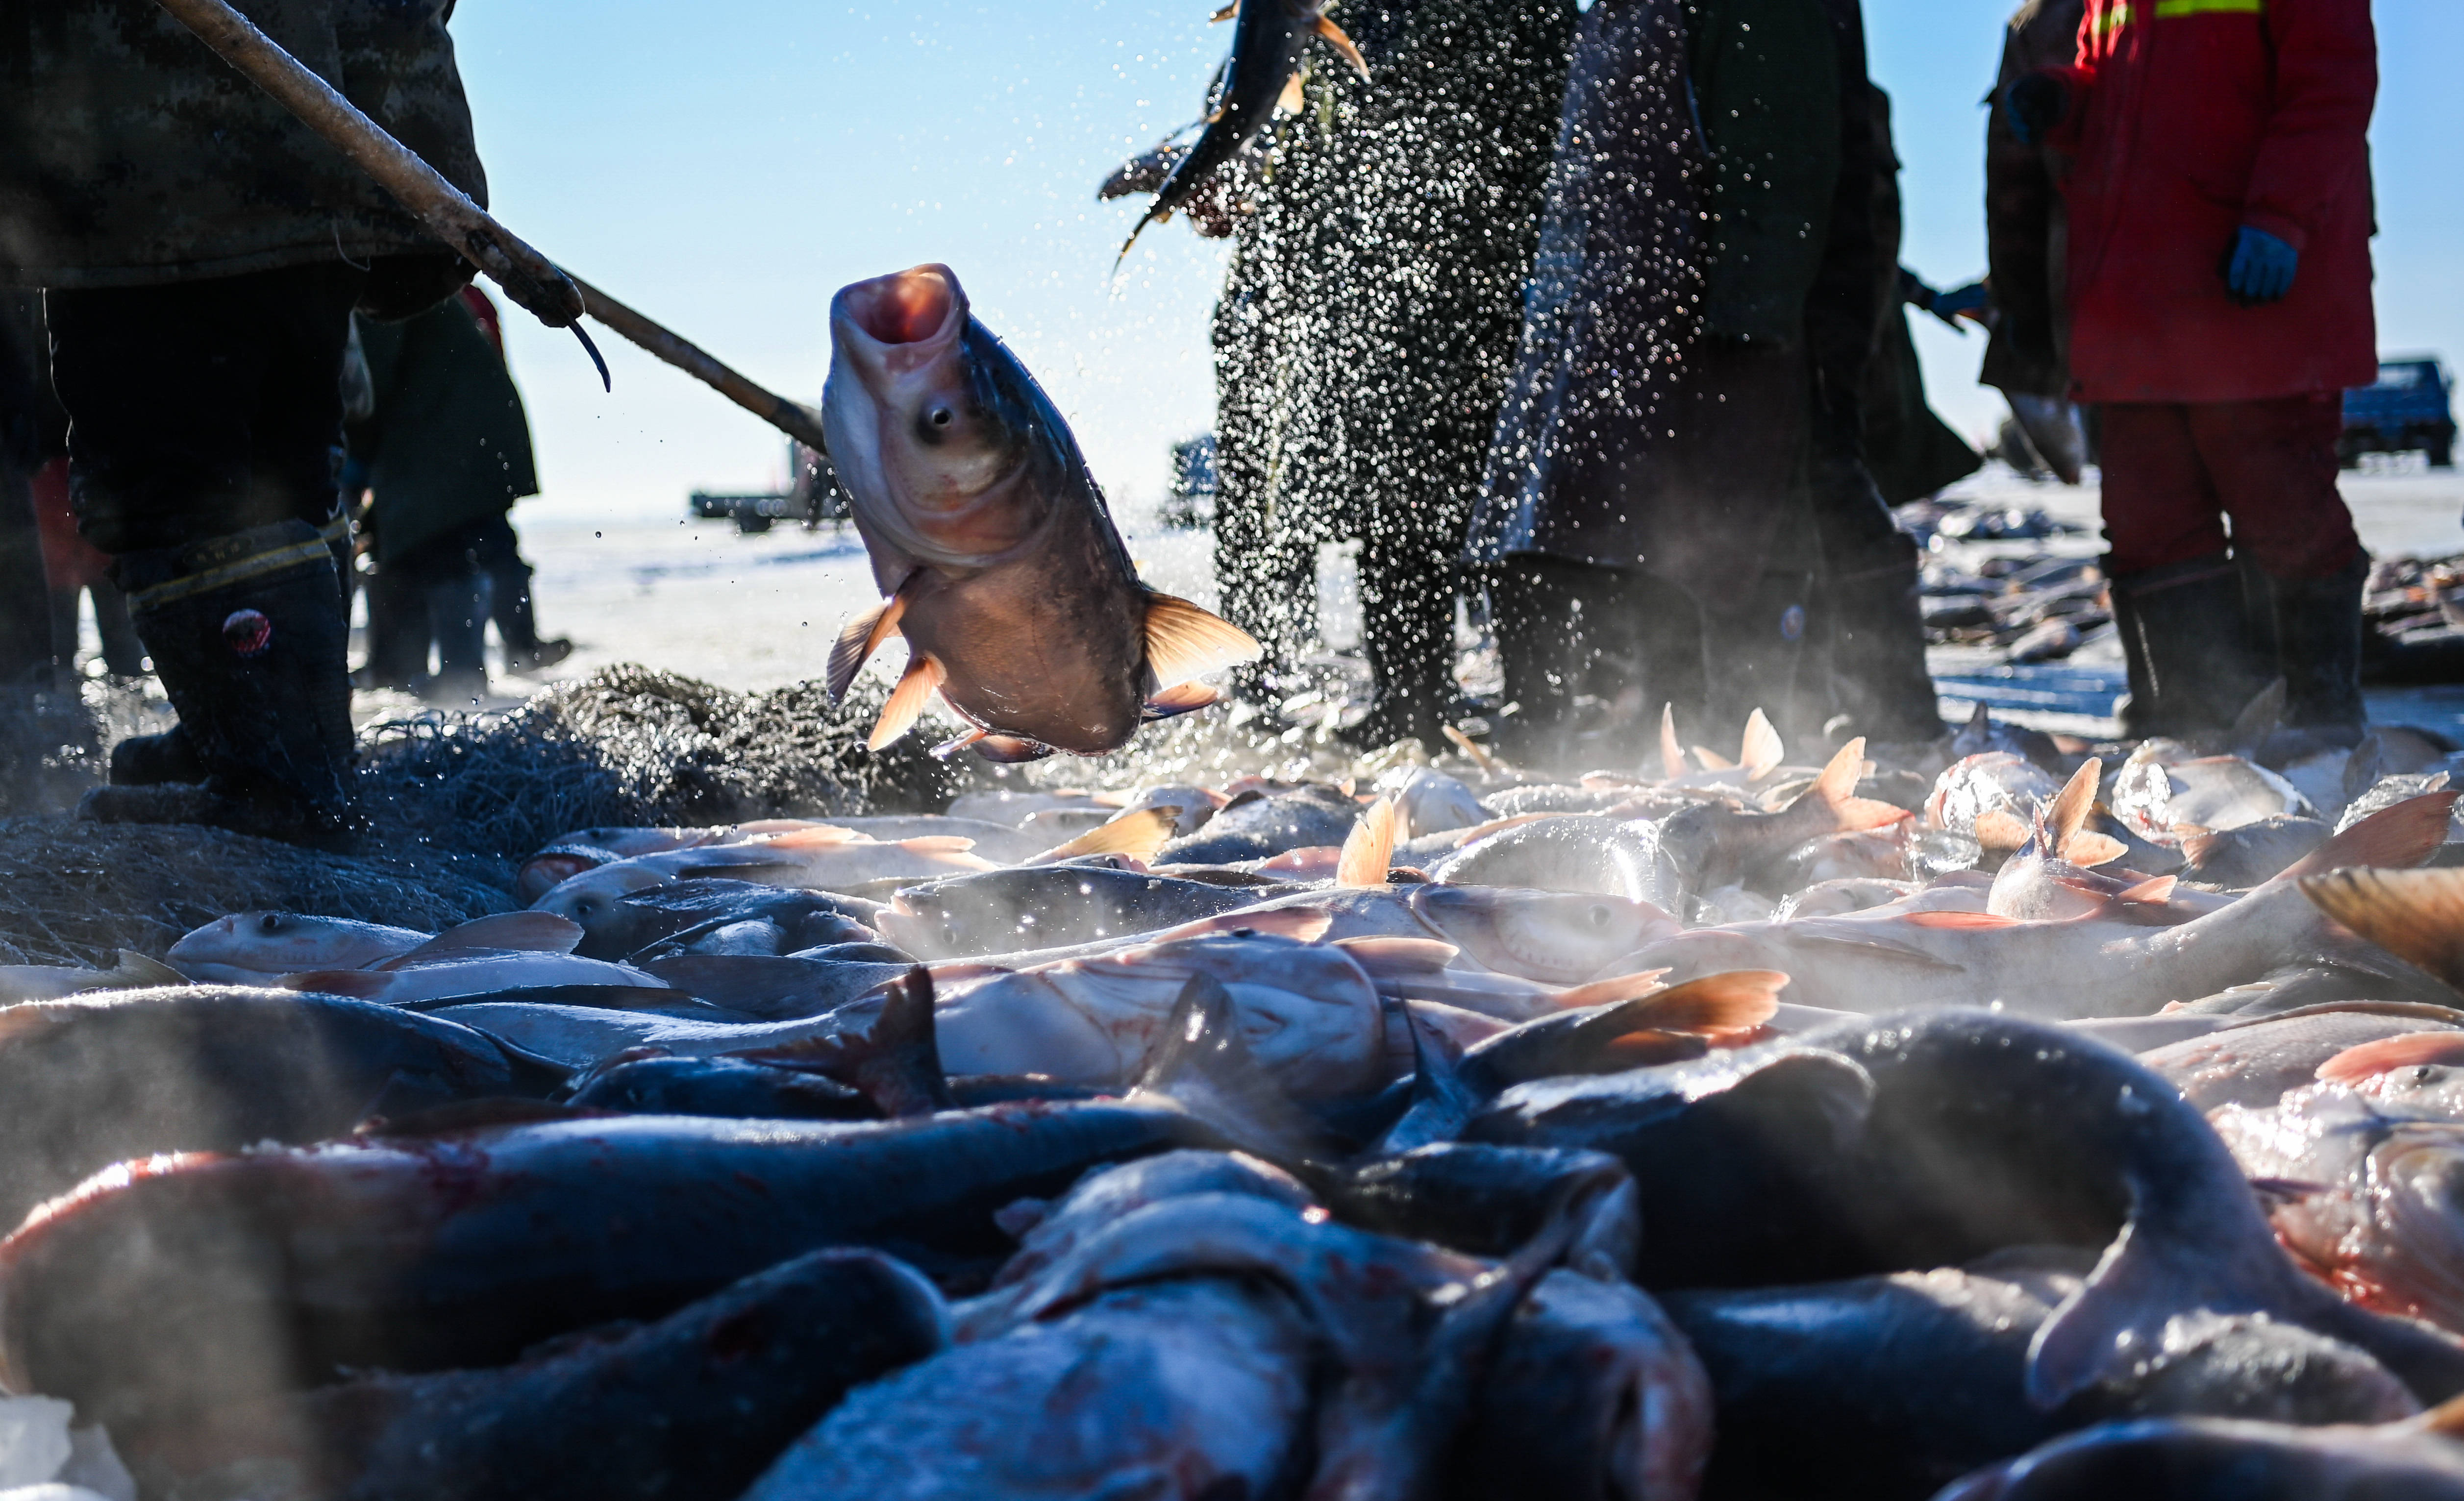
[79,519,361,847]
[2263,550,2369,741]
[108,725,205,786]
[421,566,492,704]
[1702,569,1821,748]
[2108,552,2274,741]
[1819,532,1945,745]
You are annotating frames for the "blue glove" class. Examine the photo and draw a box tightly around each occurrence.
[2003,73,2066,146]
[2224,226,2298,305]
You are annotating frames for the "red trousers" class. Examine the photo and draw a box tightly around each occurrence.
[2097,393,2362,580]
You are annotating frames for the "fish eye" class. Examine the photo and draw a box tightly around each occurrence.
[2415,1067,2442,1084]
[929,406,954,428]
[258,913,286,933]
[1586,905,1611,929]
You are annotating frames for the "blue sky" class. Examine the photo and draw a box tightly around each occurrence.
[449,0,2463,518]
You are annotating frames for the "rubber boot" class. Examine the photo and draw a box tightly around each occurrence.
[1340,567,1455,752]
[356,562,430,691]
[2107,552,2274,742]
[78,519,361,847]
[488,556,572,673]
[2263,550,2369,743]
[1487,558,1595,765]
[108,724,206,786]
[421,566,493,704]
[1821,532,1945,746]
[1702,570,1820,749]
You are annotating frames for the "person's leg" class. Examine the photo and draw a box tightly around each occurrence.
[472,513,570,672]
[1345,516,1459,749]
[48,265,364,842]
[89,581,146,677]
[1489,555,1596,765]
[414,528,492,703]
[1807,455,1942,746]
[2097,401,2270,738]
[358,558,432,690]
[2190,392,2367,738]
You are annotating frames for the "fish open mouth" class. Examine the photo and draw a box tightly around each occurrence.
[843,264,963,346]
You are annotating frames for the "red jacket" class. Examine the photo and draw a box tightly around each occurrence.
[2047,0,2376,404]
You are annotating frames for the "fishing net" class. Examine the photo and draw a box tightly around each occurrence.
[356,664,964,863]
[0,819,511,967]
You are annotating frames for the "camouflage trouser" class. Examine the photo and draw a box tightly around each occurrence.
[45,262,364,556]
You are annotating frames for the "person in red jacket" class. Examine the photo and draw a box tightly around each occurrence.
[2006,0,2377,743]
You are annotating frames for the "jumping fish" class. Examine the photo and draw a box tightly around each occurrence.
[820,265,1257,760]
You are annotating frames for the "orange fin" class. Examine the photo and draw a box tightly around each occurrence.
[1443,722,1499,775]
[1313,14,1369,77]
[2300,864,2464,989]
[1739,709,1784,780]
[2116,875,2177,905]
[2417,1391,2464,1439]
[1692,745,1736,772]
[1903,910,2019,929]
[1143,591,1261,689]
[975,734,1054,763]
[826,592,907,702]
[929,726,988,760]
[2046,758,2102,852]
[750,825,863,850]
[1029,807,1177,864]
[2276,791,2463,886]
[1548,967,1682,1013]
[1143,680,1221,722]
[1616,968,1785,1034]
[1210,0,1236,18]
[1660,704,1686,781]
[1335,934,1459,975]
[1276,71,1306,115]
[2317,1030,2464,1085]
[1337,797,1397,887]
[868,653,945,750]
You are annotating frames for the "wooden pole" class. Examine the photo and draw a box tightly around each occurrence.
[152,0,828,452]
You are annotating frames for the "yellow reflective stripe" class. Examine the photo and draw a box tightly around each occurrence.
[2095,0,2260,38]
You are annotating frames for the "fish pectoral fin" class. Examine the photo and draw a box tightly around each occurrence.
[1334,934,1458,976]
[2063,830,2128,868]
[868,653,946,750]
[1210,0,1237,19]
[750,825,864,850]
[377,911,587,970]
[930,725,988,760]
[974,734,1057,763]
[826,593,908,702]
[1313,14,1369,77]
[1143,591,1262,689]
[2317,1030,2464,1084]
[1903,910,2019,930]
[1142,681,1221,722]
[109,951,188,988]
[2300,864,2464,990]
[1275,71,1306,115]
[1155,907,1336,944]
[1738,708,1784,781]
[1659,704,1686,781]
[1335,797,1396,887]
[1129,973,1325,1163]
[1027,806,1176,863]
[2115,875,2177,905]
[1691,744,1735,772]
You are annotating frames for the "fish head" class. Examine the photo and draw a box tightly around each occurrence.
[530,863,673,932]
[164,911,417,974]
[823,264,1055,574]
[1407,885,1680,985]
[2322,1033,2464,1118]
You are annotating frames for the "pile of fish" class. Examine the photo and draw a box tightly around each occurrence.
[9,705,2464,1497]
[1918,554,2109,667]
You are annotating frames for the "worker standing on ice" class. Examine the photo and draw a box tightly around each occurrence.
[2006,0,2378,744]
[0,0,487,844]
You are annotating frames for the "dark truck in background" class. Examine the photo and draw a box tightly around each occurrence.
[2342,355,2456,468]
[689,442,854,533]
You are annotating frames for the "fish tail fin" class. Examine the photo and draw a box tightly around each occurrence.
[1739,708,1784,780]
[379,911,586,970]
[973,734,1055,763]
[1799,736,1909,833]
[1691,744,1736,772]
[1613,968,1786,1034]
[1132,973,1323,1165]
[1028,806,1177,864]
[2065,830,2128,868]
[2026,1218,2315,1410]
[1142,681,1220,722]
[826,592,908,702]
[1210,0,1237,19]
[109,951,187,988]
[2046,757,2102,853]
[1337,798,1397,887]
[730,966,955,1116]
[1659,703,1686,781]
[1377,999,1485,1151]
[868,652,946,750]
[2300,864,2464,991]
